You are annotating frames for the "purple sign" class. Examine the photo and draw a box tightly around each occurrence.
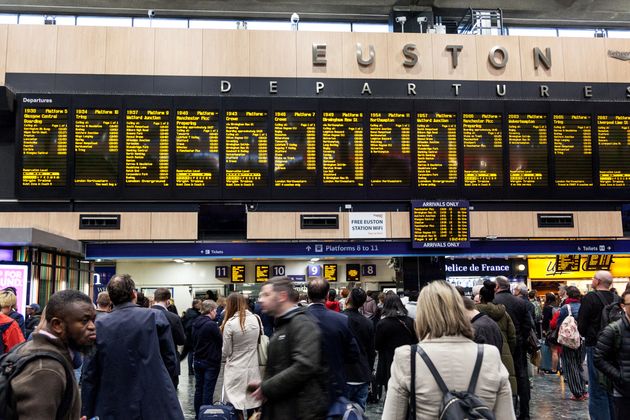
[0,249,12,262]
[93,266,116,303]
[0,264,28,313]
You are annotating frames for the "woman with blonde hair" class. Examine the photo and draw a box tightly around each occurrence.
[220,293,262,419]
[383,281,515,419]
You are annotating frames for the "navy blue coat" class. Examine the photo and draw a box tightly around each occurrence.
[307,303,360,403]
[81,302,184,420]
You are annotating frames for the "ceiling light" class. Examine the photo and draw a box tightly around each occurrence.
[310,258,320,262]
[174,259,186,263]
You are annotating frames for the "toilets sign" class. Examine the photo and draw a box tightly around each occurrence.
[348,213,387,239]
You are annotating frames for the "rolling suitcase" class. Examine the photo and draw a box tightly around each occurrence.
[539,340,553,372]
[198,403,237,420]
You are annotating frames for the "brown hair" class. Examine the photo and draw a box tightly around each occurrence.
[220,293,249,333]
[415,281,474,341]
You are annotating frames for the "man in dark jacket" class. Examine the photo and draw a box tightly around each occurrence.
[191,299,222,418]
[11,289,95,420]
[578,270,617,420]
[180,299,201,374]
[250,276,328,420]
[152,287,186,388]
[343,287,376,410]
[594,289,630,420]
[307,278,360,407]
[463,297,503,352]
[81,274,183,420]
[23,303,41,339]
[494,276,533,420]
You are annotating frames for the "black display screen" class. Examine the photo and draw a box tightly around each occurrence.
[225,110,268,188]
[74,108,119,187]
[274,111,317,187]
[417,112,458,187]
[508,113,548,187]
[463,113,503,187]
[553,114,593,187]
[322,112,364,187]
[411,200,470,248]
[369,112,411,186]
[598,115,630,188]
[175,110,220,187]
[125,109,169,186]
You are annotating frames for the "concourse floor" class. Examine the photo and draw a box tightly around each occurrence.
[177,361,590,419]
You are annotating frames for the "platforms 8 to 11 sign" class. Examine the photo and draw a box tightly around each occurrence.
[411,200,470,249]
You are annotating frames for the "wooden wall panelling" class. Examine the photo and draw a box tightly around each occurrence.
[475,35,522,81]
[249,31,297,78]
[342,32,389,79]
[99,212,152,240]
[387,33,433,80]
[202,29,249,77]
[469,211,489,238]
[56,26,106,74]
[576,211,623,237]
[150,212,198,240]
[605,38,630,83]
[47,213,83,240]
[154,28,202,76]
[562,38,607,83]
[247,212,296,239]
[487,211,534,238]
[518,36,565,81]
[432,34,478,80]
[0,212,50,231]
[532,211,579,238]
[6,25,58,73]
[389,211,410,239]
[0,25,8,84]
[296,31,343,78]
[295,212,344,239]
[105,27,155,75]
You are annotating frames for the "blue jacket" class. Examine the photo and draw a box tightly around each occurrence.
[81,302,183,420]
[192,315,222,367]
[307,303,360,403]
[558,301,581,327]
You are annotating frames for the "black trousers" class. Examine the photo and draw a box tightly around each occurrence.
[614,396,630,420]
[514,346,530,420]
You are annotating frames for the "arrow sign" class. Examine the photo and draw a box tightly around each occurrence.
[306,245,312,251]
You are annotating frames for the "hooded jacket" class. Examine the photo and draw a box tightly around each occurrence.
[477,302,517,394]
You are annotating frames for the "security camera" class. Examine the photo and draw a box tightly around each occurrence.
[290,13,299,24]
[395,16,407,24]
[148,9,156,18]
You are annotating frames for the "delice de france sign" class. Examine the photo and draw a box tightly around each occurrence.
[0,264,28,314]
[348,213,387,239]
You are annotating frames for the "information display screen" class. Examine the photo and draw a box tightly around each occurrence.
[75,108,119,187]
[274,111,316,187]
[175,110,219,187]
[508,114,548,187]
[231,265,245,282]
[322,112,364,186]
[22,107,68,187]
[553,114,593,187]
[463,113,503,187]
[411,200,470,248]
[225,111,268,187]
[369,112,411,186]
[597,115,630,187]
[255,265,269,283]
[125,109,169,186]
[324,264,337,282]
[417,112,458,187]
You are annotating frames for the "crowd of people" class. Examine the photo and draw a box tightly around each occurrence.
[0,270,629,419]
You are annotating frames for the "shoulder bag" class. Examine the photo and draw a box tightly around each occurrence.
[255,315,269,367]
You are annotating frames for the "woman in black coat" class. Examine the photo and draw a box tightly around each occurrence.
[375,293,418,388]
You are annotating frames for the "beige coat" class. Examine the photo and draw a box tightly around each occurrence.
[382,335,515,420]
[222,311,262,410]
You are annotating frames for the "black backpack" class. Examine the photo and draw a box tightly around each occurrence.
[594,292,623,330]
[409,344,495,420]
[0,342,74,420]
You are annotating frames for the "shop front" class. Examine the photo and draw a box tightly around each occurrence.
[444,257,528,296]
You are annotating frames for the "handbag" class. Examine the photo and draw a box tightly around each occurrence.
[408,344,417,420]
[255,315,269,367]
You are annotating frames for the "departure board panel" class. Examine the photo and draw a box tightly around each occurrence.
[125,109,169,186]
[417,113,458,187]
[75,109,119,187]
[508,114,548,187]
[225,111,268,187]
[553,114,593,187]
[597,115,630,187]
[463,113,503,187]
[274,111,316,187]
[411,200,470,248]
[369,112,411,186]
[22,107,68,187]
[175,110,219,187]
[322,112,364,186]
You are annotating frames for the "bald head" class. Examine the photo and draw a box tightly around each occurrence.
[594,270,613,290]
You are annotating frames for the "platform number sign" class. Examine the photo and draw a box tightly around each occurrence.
[346,264,361,282]
[256,265,270,283]
[215,266,229,278]
[307,264,322,277]
[272,265,286,277]
[362,264,376,276]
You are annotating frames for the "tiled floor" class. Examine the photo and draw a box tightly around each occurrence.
[177,362,590,419]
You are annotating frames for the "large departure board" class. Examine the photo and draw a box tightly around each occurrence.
[125,109,169,186]
[225,111,268,188]
[411,200,469,248]
[463,113,503,187]
[417,113,458,187]
[598,115,630,187]
[22,107,68,187]
[274,111,316,187]
[508,114,548,187]
[322,112,364,186]
[369,112,411,186]
[75,108,119,187]
[175,110,219,187]
[553,114,593,187]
